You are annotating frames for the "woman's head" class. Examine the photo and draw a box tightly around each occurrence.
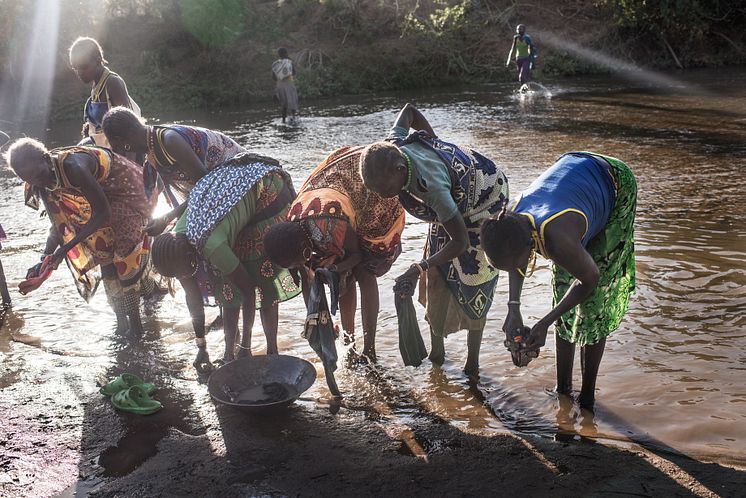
[277,47,289,59]
[3,138,54,187]
[102,106,147,155]
[359,141,408,198]
[480,207,533,271]
[151,232,197,278]
[263,221,310,268]
[69,37,106,84]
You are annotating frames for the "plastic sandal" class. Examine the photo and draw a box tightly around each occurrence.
[111,385,162,415]
[100,373,156,397]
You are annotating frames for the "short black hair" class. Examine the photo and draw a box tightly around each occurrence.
[263,221,305,268]
[69,36,107,64]
[151,232,196,278]
[480,211,532,267]
[278,47,289,58]
[102,106,144,142]
[359,141,404,189]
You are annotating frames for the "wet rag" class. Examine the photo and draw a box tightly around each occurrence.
[393,279,428,366]
[304,268,341,396]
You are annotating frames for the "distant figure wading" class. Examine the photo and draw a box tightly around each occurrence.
[272,47,299,124]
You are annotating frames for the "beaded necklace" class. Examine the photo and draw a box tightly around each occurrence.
[146,126,157,165]
[401,150,413,190]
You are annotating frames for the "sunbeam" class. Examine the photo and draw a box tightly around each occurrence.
[536,29,697,91]
[6,0,61,131]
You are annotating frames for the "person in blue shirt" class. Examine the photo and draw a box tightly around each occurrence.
[481,152,637,410]
[69,37,139,148]
[360,104,509,376]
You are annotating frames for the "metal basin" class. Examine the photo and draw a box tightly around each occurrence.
[208,355,316,412]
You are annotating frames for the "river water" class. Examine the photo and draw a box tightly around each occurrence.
[1,68,745,476]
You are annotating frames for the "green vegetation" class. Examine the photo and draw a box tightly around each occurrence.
[0,0,743,121]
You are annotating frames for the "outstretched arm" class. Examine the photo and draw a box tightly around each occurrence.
[393,103,437,137]
[502,268,526,334]
[396,213,468,282]
[146,201,188,236]
[144,130,209,235]
[525,215,600,350]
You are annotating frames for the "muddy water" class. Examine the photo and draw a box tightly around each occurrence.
[2,67,745,479]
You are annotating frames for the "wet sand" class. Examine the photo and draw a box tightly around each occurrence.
[2,324,744,498]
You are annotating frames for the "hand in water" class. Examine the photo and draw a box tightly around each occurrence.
[145,217,170,237]
[524,320,550,351]
[193,347,213,373]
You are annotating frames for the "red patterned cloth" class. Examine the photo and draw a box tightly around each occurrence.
[288,146,404,275]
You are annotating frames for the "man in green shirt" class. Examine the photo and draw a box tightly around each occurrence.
[506,24,536,86]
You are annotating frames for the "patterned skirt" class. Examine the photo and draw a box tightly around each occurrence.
[552,156,637,346]
[397,137,509,327]
[178,170,301,309]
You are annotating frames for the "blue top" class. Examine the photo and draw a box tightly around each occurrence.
[512,152,616,251]
[388,126,460,223]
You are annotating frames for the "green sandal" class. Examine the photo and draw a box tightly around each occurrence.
[111,385,162,415]
[100,373,156,397]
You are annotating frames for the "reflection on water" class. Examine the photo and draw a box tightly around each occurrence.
[1,68,745,468]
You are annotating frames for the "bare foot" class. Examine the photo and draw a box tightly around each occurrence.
[361,349,377,364]
[464,362,479,379]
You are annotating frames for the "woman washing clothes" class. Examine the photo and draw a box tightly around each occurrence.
[360,103,509,376]
[5,138,157,333]
[480,152,636,410]
[102,106,298,368]
[263,146,405,362]
[150,154,300,371]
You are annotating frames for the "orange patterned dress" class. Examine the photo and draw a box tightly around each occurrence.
[288,146,404,276]
[25,146,157,297]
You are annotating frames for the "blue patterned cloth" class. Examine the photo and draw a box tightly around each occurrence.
[186,153,277,252]
[390,131,509,320]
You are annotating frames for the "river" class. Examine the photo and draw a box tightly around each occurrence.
[1,68,745,492]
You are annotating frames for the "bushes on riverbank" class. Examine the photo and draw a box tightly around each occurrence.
[0,0,744,121]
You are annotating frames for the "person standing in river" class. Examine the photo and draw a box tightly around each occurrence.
[505,24,537,86]
[272,47,299,124]
[360,103,509,376]
[149,154,300,370]
[69,37,140,148]
[263,146,405,363]
[5,138,157,334]
[480,152,637,411]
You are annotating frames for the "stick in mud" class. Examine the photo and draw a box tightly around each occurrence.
[0,258,11,307]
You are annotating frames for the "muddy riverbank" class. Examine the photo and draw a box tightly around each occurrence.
[2,324,744,497]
